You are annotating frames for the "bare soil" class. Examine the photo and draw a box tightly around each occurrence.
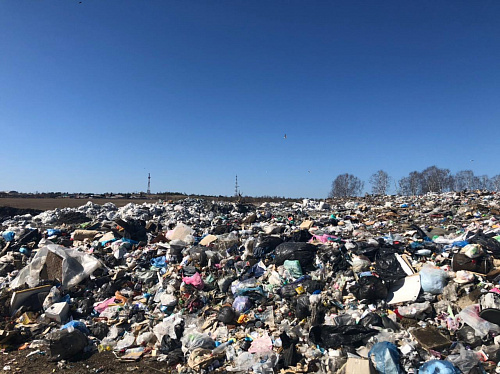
[1,349,173,374]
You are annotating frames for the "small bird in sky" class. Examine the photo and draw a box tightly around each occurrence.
[284,134,287,139]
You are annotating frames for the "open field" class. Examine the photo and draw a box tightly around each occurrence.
[0,198,158,210]
[0,195,300,212]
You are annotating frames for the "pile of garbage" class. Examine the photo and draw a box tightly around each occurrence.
[1,191,500,373]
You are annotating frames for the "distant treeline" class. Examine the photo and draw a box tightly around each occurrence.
[329,166,500,197]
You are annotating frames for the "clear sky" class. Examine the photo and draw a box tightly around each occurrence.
[1,1,499,198]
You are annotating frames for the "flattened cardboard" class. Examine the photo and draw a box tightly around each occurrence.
[10,285,53,316]
[299,220,314,230]
[344,358,376,374]
[199,235,218,246]
[387,274,421,305]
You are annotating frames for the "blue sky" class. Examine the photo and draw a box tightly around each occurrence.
[1,1,499,198]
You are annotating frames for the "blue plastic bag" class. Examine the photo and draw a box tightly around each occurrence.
[151,256,167,268]
[61,320,90,335]
[418,360,460,374]
[420,265,447,294]
[2,231,15,242]
[368,342,402,374]
[47,229,62,237]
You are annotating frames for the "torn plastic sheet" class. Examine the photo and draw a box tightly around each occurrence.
[10,243,102,289]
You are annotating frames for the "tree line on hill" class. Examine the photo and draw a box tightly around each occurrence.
[329,166,500,197]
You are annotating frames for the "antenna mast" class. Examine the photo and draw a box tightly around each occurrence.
[235,175,239,197]
[147,173,151,194]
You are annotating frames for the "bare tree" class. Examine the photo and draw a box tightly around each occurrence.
[420,166,452,193]
[398,171,422,196]
[477,175,492,191]
[369,170,391,195]
[329,173,364,198]
[453,170,478,191]
[491,175,500,192]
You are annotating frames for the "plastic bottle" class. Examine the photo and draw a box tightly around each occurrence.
[211,338,235,354]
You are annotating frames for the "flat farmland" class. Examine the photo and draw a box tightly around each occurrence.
[0,197,157,211]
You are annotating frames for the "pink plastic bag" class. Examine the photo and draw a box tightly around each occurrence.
[182,272,204,290]
[248,334,273,353]
[95,297,116,313]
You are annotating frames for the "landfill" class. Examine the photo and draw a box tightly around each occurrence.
[1,191,500,373]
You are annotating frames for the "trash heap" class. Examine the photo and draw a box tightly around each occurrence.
[1,192,500,373]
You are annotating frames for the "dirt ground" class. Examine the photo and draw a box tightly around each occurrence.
[1,349,173,374]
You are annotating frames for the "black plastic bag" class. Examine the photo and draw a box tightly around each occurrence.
[410,224,430,240]
[280,284,299,299]
[114,218,147,242]
[217,306,236,324]
[273,242,316,267]
[301,279,323,294]
[89,323,109,340]
[309,325,377,349]
[382,315,400,331]
[48,329,88,360]
[253,236,283,257]
[295,295,311,320]
[359,313,383,328]
[375,248,407,284]
[350,276,388,301]
[160,335,183,353]
[285,229,313,243]
[188,246,208,267]
[279,331,301,369]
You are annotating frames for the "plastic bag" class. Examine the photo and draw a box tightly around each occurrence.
[48,329,87,360]
[2,231,15,242]
[231,278,258,295]
[217,306,236,324]
[253,236,283,257]
[153,313,184,343]
[369,342,402,374]
[397,301,431,318]
[136,331,156,346]
[115,332,136,351]
[460,244,483,258]
[375,249,407,284]
[43,286,61,310]
[233,296,252,313]
[351,276,388,301]
[283,260,303,279]
[458,304,500,338]
[60,320,90,335]
[420,265,447,294]
[359,313,383,328]
[273,242,316,268]
[233,351,278,373]
[352,255,371,273]
[11,244,102,289]
[181,329,215,353]
[309,325,377,349]
[418,360,460,374]
[248,334,273,353]
[445,343,480,373]
[466,231,500,259]
[166,223,194,241]
[182,272,204,290]
[295,295,311,320]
